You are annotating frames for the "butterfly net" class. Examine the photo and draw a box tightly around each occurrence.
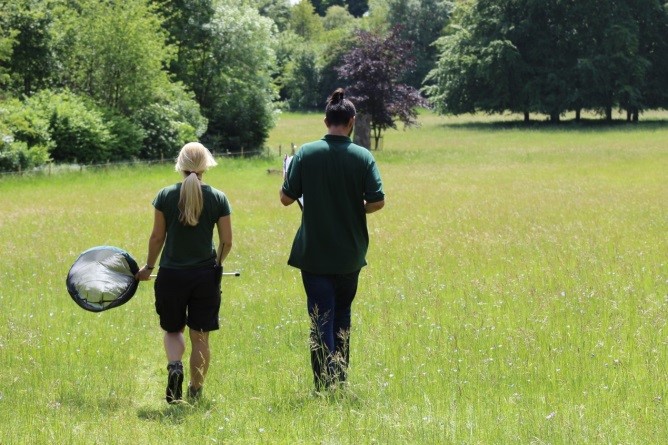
[67,246,140,312]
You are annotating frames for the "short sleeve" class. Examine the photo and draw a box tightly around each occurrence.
[217,192,232,218]
[152,188,167,211]
[364,158,384,203]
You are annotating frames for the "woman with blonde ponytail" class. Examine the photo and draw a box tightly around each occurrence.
[136,142,233,404]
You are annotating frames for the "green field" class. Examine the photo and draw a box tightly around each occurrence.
[1,111,667,444]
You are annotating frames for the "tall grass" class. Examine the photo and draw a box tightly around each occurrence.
[0,111,666,444]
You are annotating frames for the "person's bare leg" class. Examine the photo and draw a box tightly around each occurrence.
[164,330,186,362]
[189,329,210,390]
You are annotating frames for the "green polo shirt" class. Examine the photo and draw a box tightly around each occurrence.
[153,183,231,269]
[282,134,384,274]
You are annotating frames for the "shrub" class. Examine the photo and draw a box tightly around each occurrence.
[0,99,52,172]
[103,111,144,161]
[0,98,52,150]
[204,86,276,154]
[134,83,207,160]
[0,135,50,172]
[284,45,321,110]
[26,90,112,163]
[133,104,181,161]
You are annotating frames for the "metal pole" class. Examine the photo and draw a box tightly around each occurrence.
[149,271,240,278]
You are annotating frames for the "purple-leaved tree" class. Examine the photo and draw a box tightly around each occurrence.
[336,26,428,150]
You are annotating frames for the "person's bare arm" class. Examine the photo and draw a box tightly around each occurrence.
[280,189,296,206]
[136,209,166,280]
[365,199,385,214]
[216,215,233,264]
[216,215,232,264]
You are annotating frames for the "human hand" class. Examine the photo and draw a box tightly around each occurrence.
[135,266,153,281]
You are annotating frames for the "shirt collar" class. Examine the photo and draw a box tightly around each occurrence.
[323,134,351,142]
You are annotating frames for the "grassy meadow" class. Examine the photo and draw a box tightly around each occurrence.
[0,110,667,444]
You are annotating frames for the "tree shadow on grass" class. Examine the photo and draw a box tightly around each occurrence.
[439,117,668,133]
[136,398,214,424]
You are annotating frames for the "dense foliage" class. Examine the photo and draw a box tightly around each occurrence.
[310,0,369,17]
[372,0,454,89]
[424,0,668,122]
[337,27,428,149]
[0,0,210,170]
[0,0,666,171]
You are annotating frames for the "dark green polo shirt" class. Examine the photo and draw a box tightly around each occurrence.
[153,183,231,268]
[282,134,384,274]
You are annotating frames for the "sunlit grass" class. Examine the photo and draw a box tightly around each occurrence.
[1,110,667,444]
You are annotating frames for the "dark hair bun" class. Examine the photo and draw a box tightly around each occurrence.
[324,87,355,124]
[329,88,345,104]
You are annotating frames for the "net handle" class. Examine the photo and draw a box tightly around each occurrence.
[149,271,241,278]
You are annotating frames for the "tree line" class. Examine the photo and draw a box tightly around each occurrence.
[1,0,667,172]
[425,0,668,122]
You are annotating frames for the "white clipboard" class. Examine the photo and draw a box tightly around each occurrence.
[283,155,304,209]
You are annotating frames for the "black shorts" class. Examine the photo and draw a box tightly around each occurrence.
[154,266,221,333]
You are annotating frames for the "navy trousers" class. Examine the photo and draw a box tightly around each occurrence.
[301,269,361,390]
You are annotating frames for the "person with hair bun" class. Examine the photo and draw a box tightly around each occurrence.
[280,88,385,391]
[136,142,233,403]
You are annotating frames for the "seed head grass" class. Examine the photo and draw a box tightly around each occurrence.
[0,110,666,444]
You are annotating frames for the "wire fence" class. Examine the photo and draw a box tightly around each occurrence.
[0,148,269,178]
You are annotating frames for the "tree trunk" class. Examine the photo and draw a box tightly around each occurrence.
[575,109,581,122]
[550,112,560,123]
[353,113,371,150]
[523,111,530,123]
[605,106,612,122]
[633,108,639,123]
[372,128,382,151]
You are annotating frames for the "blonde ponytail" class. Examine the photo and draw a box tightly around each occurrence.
[179,173,203,226]
[174,142,217,226]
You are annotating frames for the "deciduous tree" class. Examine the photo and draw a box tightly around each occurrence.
[254,0,293,31]
[201,2,278,152]
[290,0,324,40]
[156,0,278,152]
[384,0,453,89]
[337,27,427,150]
[426,0,668,121]
[56,0,175,114]
[310,0,368,17]
[0,1,54,96]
